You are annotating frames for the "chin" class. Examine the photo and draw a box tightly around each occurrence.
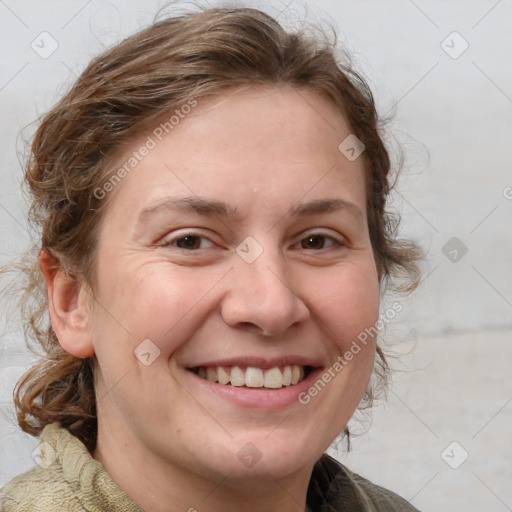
[204,432,322,482]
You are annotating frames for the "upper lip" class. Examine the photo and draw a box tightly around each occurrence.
[186,356,322,370]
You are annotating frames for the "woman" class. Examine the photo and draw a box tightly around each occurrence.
[0,5,421,511]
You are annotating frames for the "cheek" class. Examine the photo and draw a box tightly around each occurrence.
[305,262,380,351]
[93,262,224,355]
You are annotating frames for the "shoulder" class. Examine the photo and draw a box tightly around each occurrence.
[1,423,88,511]
[1,423,140,512]
[1,463,83,512]
[308,454,420,512]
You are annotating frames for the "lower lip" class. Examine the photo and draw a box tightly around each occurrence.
[185,367,324,409]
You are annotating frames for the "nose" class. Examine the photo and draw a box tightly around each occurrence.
[220,251,310,336]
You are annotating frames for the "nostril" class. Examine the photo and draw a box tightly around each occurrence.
[234,322,273,336]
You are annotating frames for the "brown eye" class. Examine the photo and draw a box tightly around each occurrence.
[161,231,216,251]
[175,235,202,250]
[300,235,334,250]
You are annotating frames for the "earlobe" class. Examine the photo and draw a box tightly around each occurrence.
[39,249,95,358]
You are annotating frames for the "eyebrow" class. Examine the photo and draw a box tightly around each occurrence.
[137,197,244,225]
[290,198,363,219]
[137,196,363,226]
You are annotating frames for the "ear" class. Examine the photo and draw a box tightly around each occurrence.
[39,249,95,358]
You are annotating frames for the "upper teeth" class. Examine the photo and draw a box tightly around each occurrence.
[196,365,305,389]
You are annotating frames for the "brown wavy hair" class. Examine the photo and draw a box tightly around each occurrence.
[2,5,421,452]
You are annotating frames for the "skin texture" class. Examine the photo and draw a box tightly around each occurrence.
[41,85,380,512]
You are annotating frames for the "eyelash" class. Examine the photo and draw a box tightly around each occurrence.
[164,233,215,250]
[161,231,345,252]
[297,233,343,250]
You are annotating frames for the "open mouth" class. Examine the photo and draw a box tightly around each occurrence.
[189,365,313,389]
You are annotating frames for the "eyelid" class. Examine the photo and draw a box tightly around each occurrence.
[157,228,346,251]
[160,229,218,249]
[295,229,347,247]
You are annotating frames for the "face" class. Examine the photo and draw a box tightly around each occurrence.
[86,85,379,485]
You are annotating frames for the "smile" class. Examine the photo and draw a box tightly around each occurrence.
[190,365,312,389]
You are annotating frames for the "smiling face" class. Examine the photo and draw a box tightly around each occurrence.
[82,85,379,499]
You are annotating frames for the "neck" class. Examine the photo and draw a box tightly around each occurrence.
[93,421,313,512]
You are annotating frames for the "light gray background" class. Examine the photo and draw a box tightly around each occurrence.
[1,1,511,511]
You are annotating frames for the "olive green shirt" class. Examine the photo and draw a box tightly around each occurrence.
[1,423,419,511]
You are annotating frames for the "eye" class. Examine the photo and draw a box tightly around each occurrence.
[297,233,343,250]
[164,233,215,250]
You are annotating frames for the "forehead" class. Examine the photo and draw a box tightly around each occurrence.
[102,85,367,226]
